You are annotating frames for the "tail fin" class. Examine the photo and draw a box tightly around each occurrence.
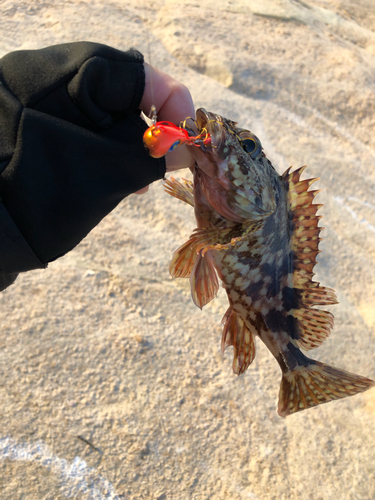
[278,361,375,417]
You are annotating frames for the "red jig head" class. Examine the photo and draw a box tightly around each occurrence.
[143,121,211,158]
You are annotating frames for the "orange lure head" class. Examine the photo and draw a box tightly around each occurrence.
[143,122,190,158]
[143,120,212,158]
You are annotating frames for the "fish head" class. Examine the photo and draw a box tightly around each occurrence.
[184,108,276,223]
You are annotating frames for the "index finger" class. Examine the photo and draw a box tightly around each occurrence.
[140,63,195,125]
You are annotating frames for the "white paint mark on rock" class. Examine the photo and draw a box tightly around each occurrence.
[334,196,375,234]
[348,196,375,213]
[0,437,121,499]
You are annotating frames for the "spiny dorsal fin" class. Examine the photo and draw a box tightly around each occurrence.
[283,166,338,350]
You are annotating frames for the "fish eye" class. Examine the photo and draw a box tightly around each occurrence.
[242,139,257,154]
[238,132,262,159]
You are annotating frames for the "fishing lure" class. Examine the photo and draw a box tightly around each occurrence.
[143,112,211,158]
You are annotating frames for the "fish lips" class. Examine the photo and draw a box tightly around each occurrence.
[185,108,236,195]
[186,108,229,178]
[195,108,227,158]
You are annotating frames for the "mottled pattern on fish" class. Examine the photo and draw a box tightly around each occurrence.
[164,108,374,417]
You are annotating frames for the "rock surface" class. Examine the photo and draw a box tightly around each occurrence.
[0,0,375,499]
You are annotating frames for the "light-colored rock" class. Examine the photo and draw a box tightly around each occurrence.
[0,1,375,499]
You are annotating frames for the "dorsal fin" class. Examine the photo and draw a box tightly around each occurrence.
[282,166,338,350]
[283,165,323,278]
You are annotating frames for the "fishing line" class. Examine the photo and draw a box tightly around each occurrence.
[145,27,157,124]
[140,5,212,158]
[143,5,157,124]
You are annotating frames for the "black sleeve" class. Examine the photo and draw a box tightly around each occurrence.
[0,41,166,291]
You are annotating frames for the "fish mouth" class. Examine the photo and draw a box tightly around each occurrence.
[195,108,225,153]
[195,108,222,134]
[183,108,235,195]
[183,108,226,155]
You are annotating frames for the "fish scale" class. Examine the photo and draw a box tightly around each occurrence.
[162,108,374,417]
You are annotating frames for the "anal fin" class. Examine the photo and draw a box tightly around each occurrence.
[221,308,256,375]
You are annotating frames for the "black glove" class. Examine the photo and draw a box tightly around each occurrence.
[0,42,165,287]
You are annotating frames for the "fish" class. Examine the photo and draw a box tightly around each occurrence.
[164,108,375,417]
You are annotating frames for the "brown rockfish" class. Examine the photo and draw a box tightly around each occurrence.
[164,108,374,417]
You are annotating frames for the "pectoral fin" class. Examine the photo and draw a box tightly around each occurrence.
[190,251,219,309]
[169,238,198,278]
[170,222,262,307]
[170,225,243,279]
[191,220,263,255]
[164,177,194,207]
